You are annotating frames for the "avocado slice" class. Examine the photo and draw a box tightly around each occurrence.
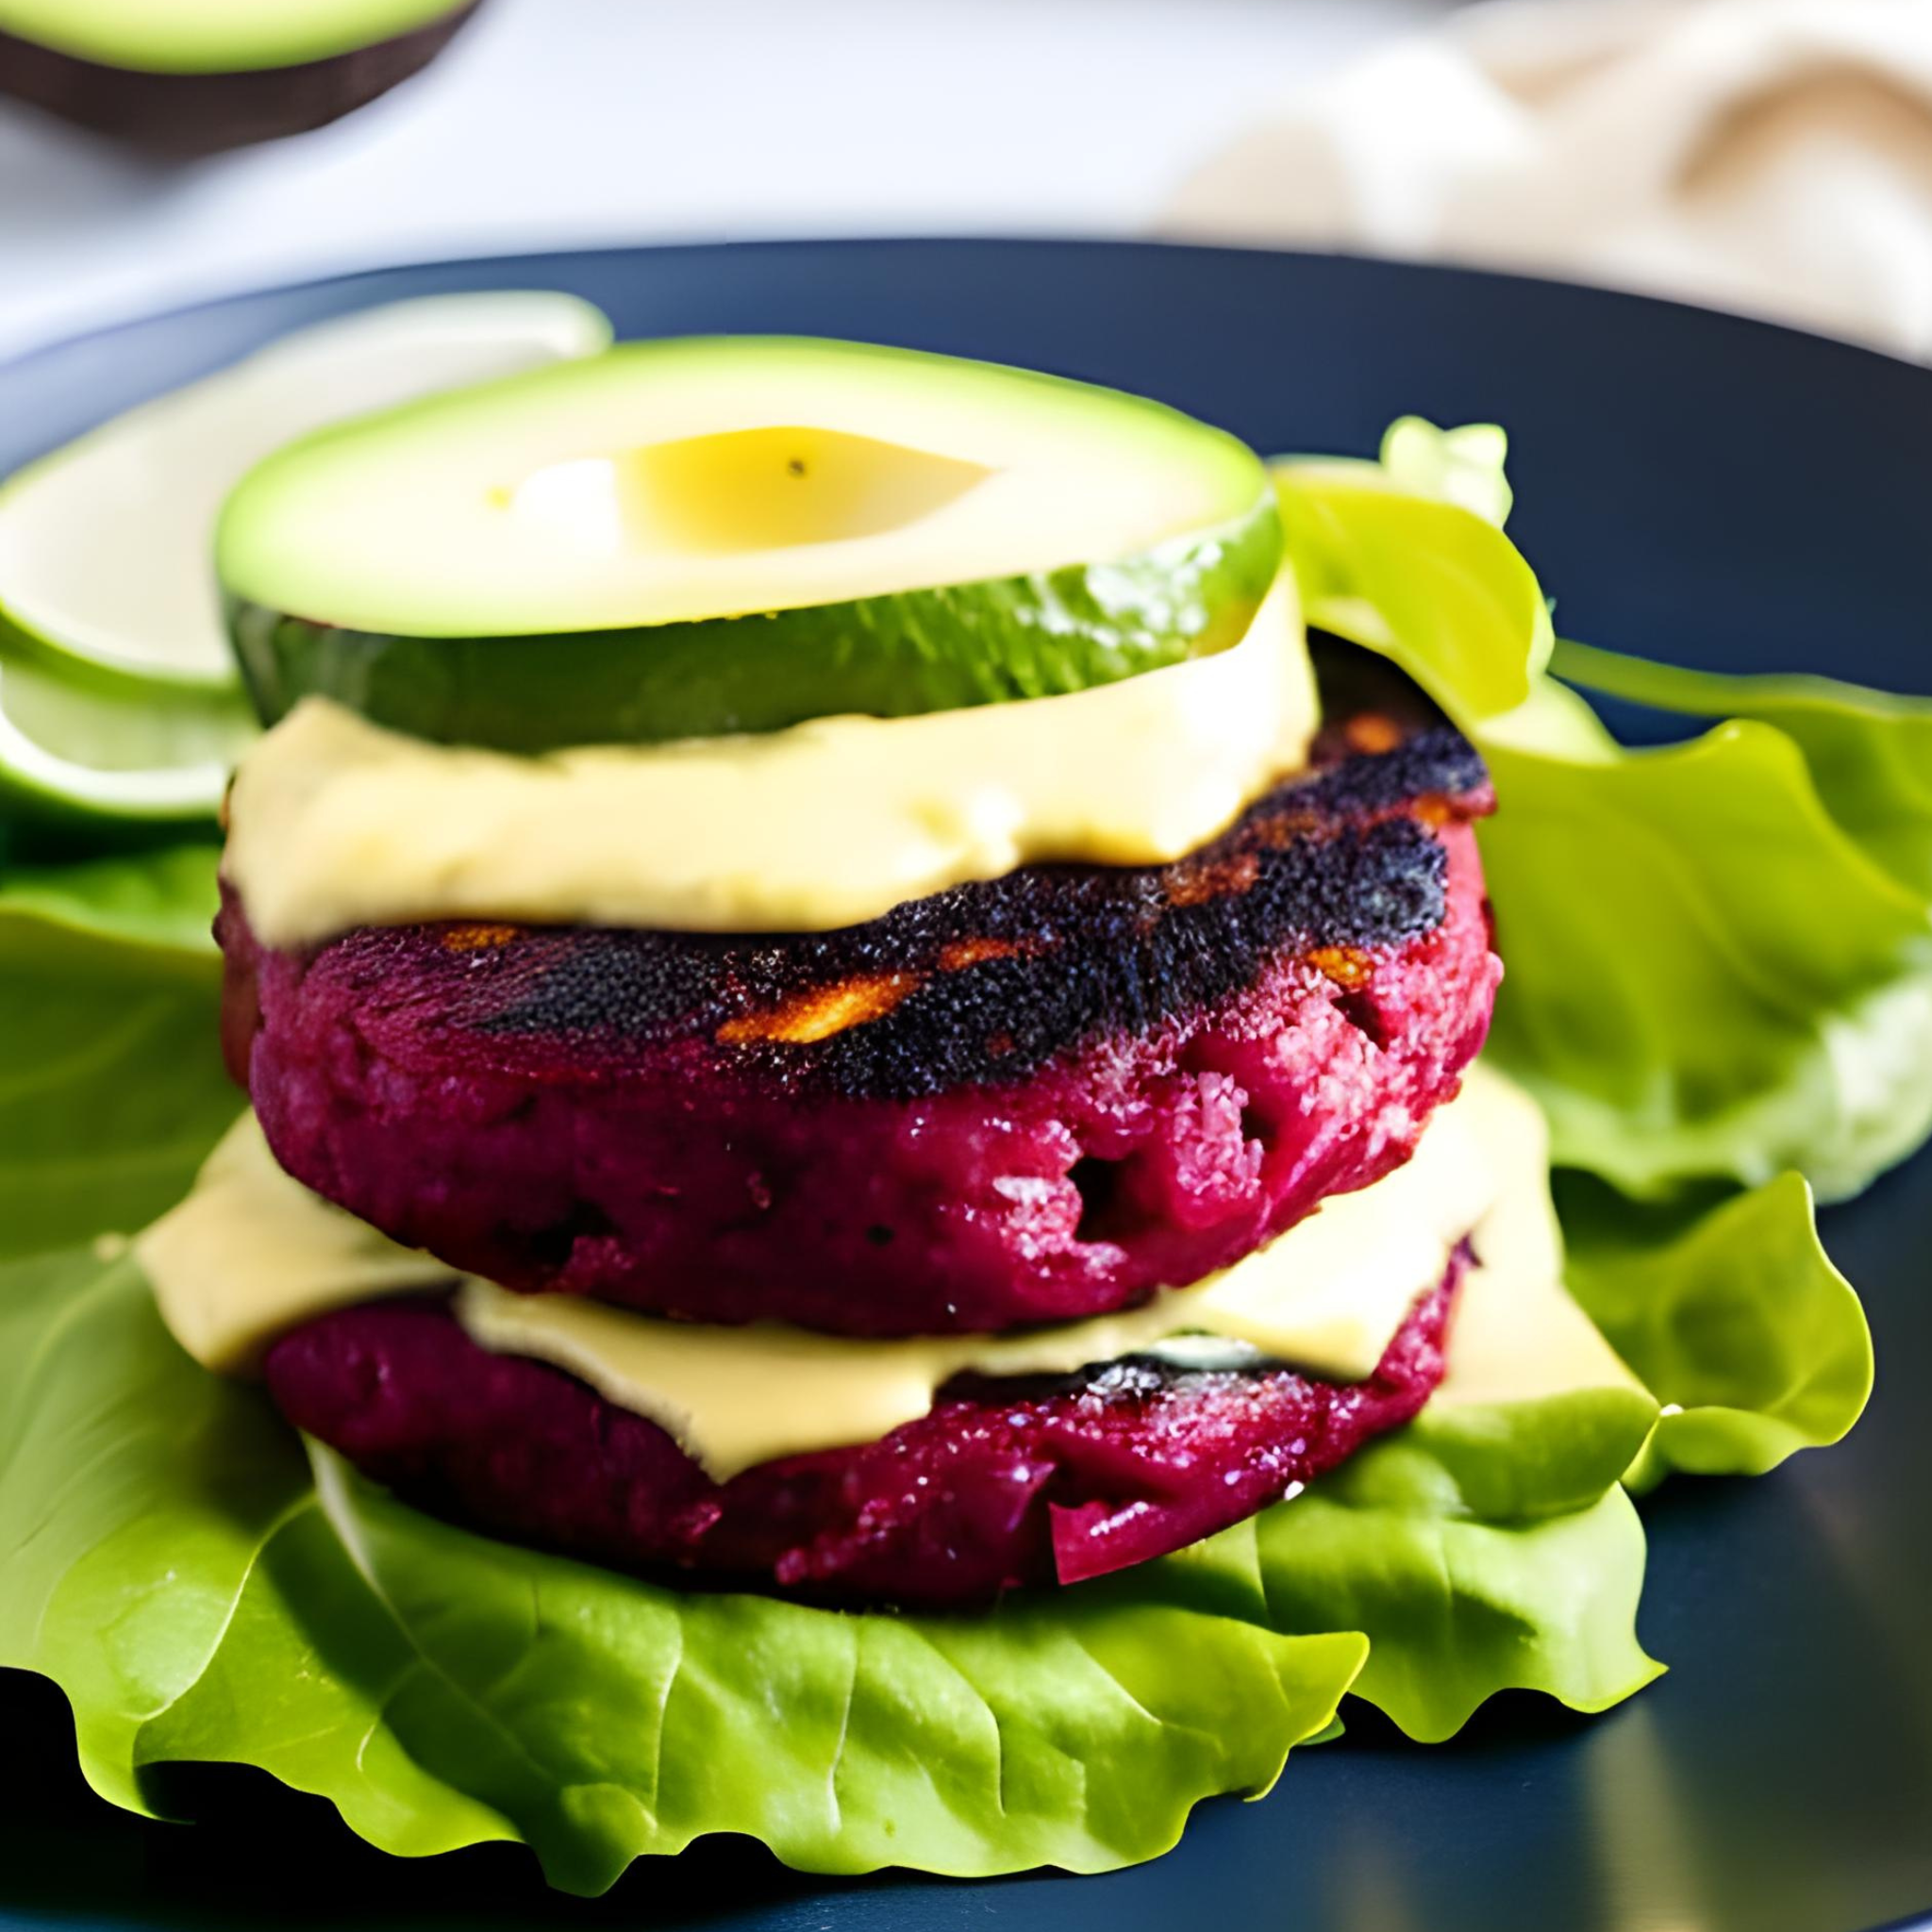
[0,292,612,694]
[0,0,480,155]
[0,641,254,833]
[219,336,1283,752]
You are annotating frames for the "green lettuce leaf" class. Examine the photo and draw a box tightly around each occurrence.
[0,1241,1659,1890]
[1274,475,1551,722]
[0,1244,1363,1891]
[1273,454,1932,1201]
[0,843,235,1258]
[1,840,219,955]
[1477,708,1932,1201]
[1242,1388,1661,1740]
[1557,1170,1873,1491]
[1553,637,1932,902]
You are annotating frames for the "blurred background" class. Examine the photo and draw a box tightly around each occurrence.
[2,0,1929,363]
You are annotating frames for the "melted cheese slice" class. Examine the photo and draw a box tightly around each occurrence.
[137,1114,450,1368]
[1431,1076,1638,1408]
[221,578,1315,947]
[139,1065,1641,1478]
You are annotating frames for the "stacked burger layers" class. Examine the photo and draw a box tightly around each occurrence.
[142,336,1556,1609]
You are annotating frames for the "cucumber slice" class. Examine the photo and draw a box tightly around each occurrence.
[217,337,1282,750]
[0,643,256,828]
[0,292,612,691]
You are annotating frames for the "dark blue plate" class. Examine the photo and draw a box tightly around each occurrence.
[2,242,1928,1932]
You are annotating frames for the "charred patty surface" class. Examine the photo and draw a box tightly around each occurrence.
[265,1255,1461,1608]
[222,646,1501,1334]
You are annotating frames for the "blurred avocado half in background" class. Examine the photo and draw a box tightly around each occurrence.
[0,0,482,155]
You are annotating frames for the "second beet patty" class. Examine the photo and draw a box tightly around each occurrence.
[266,1257,1463,1608]
[220,649,1502,1336]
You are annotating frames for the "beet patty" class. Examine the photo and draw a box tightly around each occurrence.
[266,1253,1461,1607]
[221,649,1501,1336]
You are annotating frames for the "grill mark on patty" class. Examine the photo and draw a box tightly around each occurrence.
[454,729,1484,1097]
[800,811,1452,1096]
[261,640,1491,1104]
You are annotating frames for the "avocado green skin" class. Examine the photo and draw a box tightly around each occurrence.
[226,493,1284,753]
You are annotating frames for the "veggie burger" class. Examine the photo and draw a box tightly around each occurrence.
[0,293,1886,1892]
[140,338,1607,1609]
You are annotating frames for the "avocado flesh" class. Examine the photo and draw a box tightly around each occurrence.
[0,293,611,692]
[230,495,1281,753]
[219,336,1283,749]
[0,0,478,153]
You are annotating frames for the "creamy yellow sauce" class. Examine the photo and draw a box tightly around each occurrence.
[136,1113,449,1368]
[1430,1074,1636,1407]
[138,1064,1641,1479]
[221,577,1315,947]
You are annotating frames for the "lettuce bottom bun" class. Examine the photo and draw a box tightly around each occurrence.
[261,1257,1462,1607]
[217,648,1501,1337]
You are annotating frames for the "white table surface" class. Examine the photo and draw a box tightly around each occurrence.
[0,0,1446,361]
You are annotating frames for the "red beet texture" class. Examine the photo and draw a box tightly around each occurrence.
[221,736,1498,1337]
[265,1255,1461,1607]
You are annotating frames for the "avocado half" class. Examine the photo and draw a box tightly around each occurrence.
[220,336,1284,752]
[0,0,482,155]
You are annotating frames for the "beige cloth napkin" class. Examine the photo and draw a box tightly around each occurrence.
[1166,0,1932,358]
